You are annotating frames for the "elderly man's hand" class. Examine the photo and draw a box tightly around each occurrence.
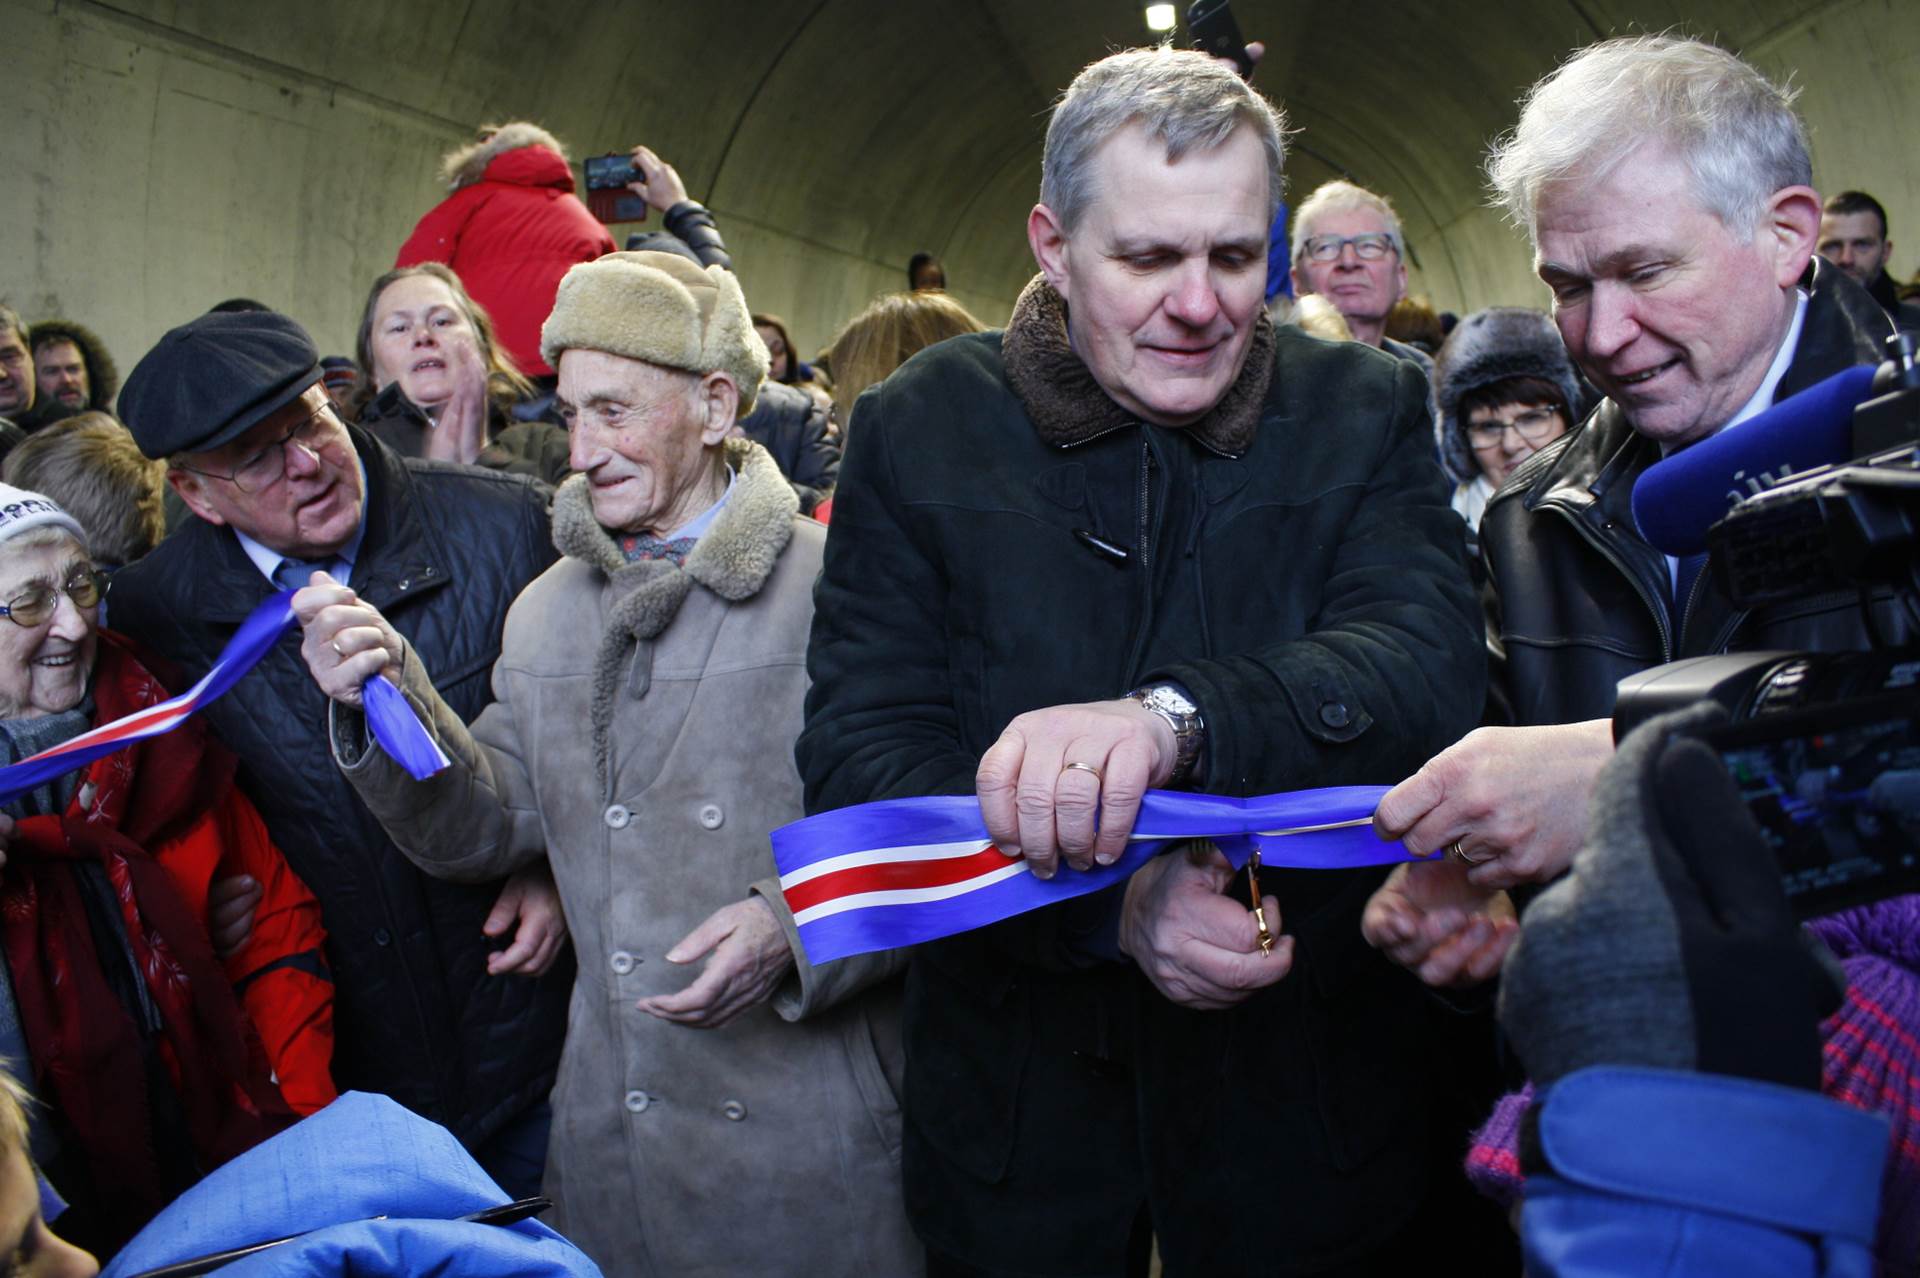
[1361,859,1517,988]
[976,698,1177,879]
[1119,843,1291,1010]
[639,897,793,1029]
[1372,719,1614,890]
[292,573,405,709]
[483,864,570,976]
[627,145,690,216]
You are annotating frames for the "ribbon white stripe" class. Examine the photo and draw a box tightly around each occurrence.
[792,861,1030,926]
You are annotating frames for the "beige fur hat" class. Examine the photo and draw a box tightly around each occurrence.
[541,252,769,417]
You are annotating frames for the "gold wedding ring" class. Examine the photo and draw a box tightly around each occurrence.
[330,639,345,657]
[1448,840,1489,867]
[1060,762,1103,781]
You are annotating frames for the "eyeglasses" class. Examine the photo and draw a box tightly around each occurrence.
[179,401,340,494]
[1301,233,1398,263]
[1467,407,1565,450]
[0,566,108,627]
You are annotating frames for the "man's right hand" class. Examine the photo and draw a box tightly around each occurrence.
[1119,843,1291,1010]
[976,698,1177,878]
[292,574,406,709]
[1372,720,1614,890]
[627,145,690,216]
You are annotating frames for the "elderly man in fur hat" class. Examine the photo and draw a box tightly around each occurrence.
[290,251,919,1278]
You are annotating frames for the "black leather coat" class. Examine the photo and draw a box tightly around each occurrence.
[798,291,1485,1273]
[1482,258,1900,727]
[109,429,571,1146]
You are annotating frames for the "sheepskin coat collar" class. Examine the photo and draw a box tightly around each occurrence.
[550,436,798,778]
[1001,273,1275,458]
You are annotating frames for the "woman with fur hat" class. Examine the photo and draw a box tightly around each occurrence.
[395,122,616,379]
[1432,307,1585,531]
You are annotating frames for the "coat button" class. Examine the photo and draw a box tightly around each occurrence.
[605,804,632,830]
[624,1089,651,1114]
[721,1100,747,1121]
[1319,701,1351,729]
[610,950,635,975]
[373,927,392,946]
[698,804,724,830]
[397,578,412,591]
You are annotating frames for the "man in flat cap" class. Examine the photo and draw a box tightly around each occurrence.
[288,252,917,1277]
[108,308,573,1196]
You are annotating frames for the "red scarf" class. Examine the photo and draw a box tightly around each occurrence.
[0,632,292,1247]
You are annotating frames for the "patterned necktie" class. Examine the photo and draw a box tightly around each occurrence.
[620,534,698,566]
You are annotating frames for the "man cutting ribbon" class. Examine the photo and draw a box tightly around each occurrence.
[796,46,1490,1278]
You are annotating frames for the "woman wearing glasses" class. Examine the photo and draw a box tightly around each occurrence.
[1433,307,1587,533]
[0,486,334,1255]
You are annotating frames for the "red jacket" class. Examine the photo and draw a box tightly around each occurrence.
[395,145,615,377]
[152,782,337,1115]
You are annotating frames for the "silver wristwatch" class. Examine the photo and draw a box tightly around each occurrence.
[1127,683,1205,786]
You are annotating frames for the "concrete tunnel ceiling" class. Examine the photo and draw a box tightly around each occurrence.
[3,0,1916,374]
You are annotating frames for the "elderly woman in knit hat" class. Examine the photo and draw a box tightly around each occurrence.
[0,484,334,1255]
[291,252,918,1278]
[1432,307,1585,532]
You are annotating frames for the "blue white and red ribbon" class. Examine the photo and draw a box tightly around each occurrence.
[0,590,447,806]
[773,786,1435,964]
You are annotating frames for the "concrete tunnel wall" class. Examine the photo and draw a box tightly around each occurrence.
[2,0,1916,387]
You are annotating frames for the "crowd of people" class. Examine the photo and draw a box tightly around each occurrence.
[0,26,1915,1278]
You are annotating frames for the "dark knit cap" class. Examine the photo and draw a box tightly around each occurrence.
[1431,307,1582,484]
[119,311,323,459]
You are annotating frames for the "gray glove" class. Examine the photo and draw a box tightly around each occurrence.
[1499,703,1845,1097]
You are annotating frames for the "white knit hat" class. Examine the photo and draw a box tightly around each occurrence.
[0,484,86,548]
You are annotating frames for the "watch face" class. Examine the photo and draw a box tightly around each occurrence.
[1147,685,1198,718]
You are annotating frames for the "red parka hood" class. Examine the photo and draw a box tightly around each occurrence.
[482,144,576,192]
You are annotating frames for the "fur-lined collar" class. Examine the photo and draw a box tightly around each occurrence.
[551,437,799,783]
[441,122,568,190]
[1001,274,1274,457]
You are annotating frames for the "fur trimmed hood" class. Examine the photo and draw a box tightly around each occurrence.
[26,318,118,413]
[1002,274,1274,457]
[1431,307,1582,483]
[440,122,569,190]
[550,437,799,780]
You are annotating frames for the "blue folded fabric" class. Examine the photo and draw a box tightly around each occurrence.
[104,1092,601,1277]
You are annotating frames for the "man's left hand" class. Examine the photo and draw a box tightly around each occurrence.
[1119,843,1292,1010]
[639,898,793,1029]
[976,698,1177,879]
[483,864,570,976]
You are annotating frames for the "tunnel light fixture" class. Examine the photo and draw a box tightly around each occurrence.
[1145,4,1176,32]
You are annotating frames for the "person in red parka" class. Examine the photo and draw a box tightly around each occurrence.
[395,122,615,379]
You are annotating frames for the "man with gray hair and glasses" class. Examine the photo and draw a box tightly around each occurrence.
[800,45,1485,1277]
[1365,36,1896,986]
[1290,179,1430,370]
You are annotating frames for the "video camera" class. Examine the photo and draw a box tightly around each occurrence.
[1614,331,1920,916]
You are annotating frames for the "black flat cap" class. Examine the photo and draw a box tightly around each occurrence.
[119,310,323,459]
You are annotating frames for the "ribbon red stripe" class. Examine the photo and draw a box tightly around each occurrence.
[783,846,1014,915]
